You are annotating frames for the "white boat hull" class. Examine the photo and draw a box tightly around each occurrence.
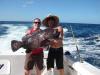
[0,51,100,75]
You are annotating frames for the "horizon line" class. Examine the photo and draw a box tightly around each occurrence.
[0,21,100,25]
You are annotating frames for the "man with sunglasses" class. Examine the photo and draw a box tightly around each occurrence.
[24,18,44,75]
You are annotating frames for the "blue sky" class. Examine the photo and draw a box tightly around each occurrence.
[0,0,100,24]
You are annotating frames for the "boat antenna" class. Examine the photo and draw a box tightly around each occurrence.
[70,25,83,63]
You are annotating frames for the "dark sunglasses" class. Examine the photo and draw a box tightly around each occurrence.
[34,22,41,24]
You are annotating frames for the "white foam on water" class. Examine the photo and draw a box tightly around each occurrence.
[63,27,68,33]
[0,24,28,54]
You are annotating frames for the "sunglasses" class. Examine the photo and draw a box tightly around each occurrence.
[34,22,41,24]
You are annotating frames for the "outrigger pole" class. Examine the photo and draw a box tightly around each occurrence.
[70,25,83,63]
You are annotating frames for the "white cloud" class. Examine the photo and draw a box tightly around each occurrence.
[22,0,35,7]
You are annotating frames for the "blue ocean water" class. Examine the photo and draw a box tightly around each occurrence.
[62,23,100,68]
[0,21,100,69]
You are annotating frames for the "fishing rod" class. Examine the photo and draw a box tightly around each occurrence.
[70,25,83,63]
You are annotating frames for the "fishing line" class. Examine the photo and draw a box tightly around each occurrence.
[70,25,83,63]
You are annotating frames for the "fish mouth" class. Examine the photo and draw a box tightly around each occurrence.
[11,40,22,52]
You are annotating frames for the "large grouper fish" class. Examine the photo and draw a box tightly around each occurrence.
[11,28,60,52]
